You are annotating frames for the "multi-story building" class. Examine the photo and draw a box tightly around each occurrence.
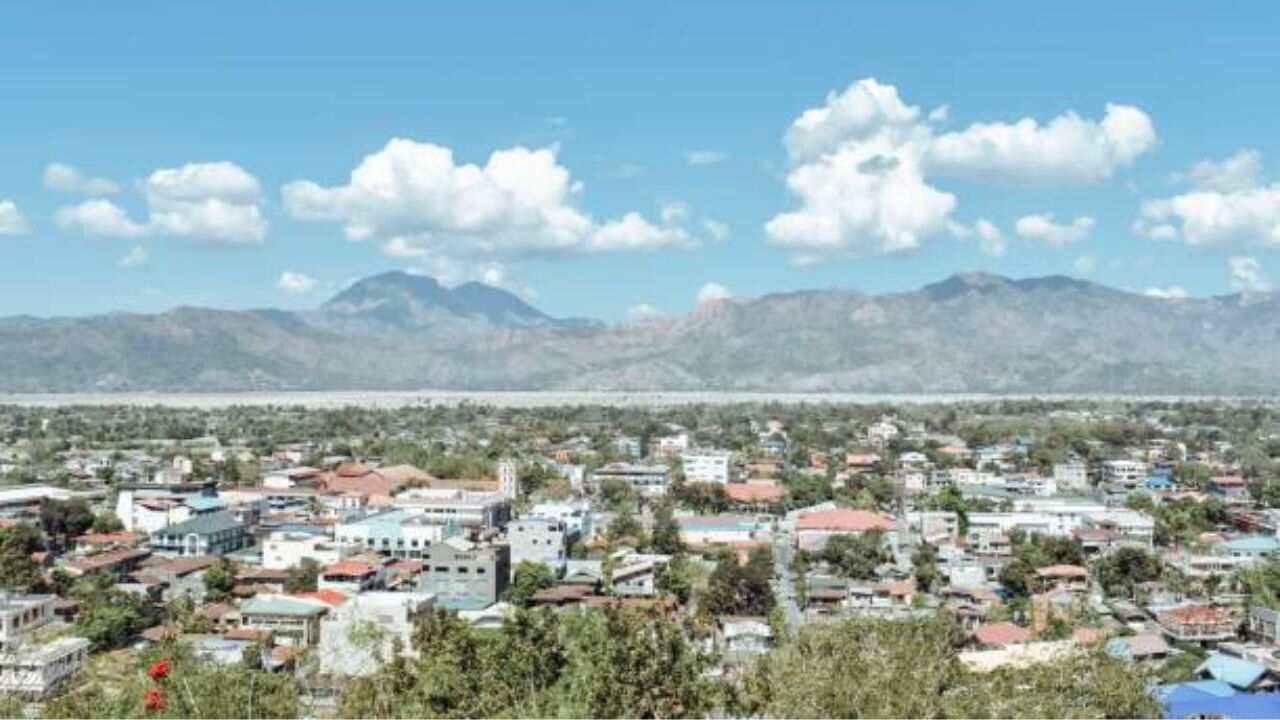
[0,595,90,698]
[262,530,342,571]
[418,537,510,611]
[148,511,250,558]
[236,595,330,646]
[393,488,511,531]
[1052,462,1089,490]
[592,462,671,498]
[681,449,733,485]
[334,510,454,560]
[318,592,435,676]
[498,459,520,501]
[1101,460,1147,488]
[507,517,569,575]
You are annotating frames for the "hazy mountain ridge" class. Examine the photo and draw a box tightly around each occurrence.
[1,271,1277,394]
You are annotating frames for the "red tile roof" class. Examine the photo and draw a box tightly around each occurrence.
[971,621,1032,646]
[322,560,377,577]
[795,509,894,532]
[725,483,785,503]
[296,588,350,607]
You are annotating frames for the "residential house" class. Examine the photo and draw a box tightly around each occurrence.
[591,462,671,498]
[792,509,896,552]
[681,449,734,485]
[236,595,329,646]
[507,517,570,575]
[1158,604,1238,644]
[149,512,250,558]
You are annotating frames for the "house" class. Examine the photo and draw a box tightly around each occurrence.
[971,621,1032,648]
[1209,475,1249,502]
[724,482,785,508]
[236,595,330,646]
[0,637,92,697]
[1195,652,1278,692]
[149,511,250,558]
[63,547,152,578]
[262,531,341,571]
[1158,604,1237,644]
[716,616,772,665]
[1105,633,1171,662]
[793,509,895,552]
[1101,460,1147,488]
[1034,564,1089,592]
[591,463,671,498]
[319,560,383,593]
[676,515,766,548]
[1248,606,1280,645]
[418,537,510,610]
[334,510,454,560]
[318,592,435,676]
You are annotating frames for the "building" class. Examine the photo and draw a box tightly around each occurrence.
[0,596,55,647]
[334,510,453,560]
[0,595,90,698]
[591,462,671,498]
[149,512,250,557]
[237,595,330,646]
[319,560,383,593]
[498,459,520,501]
[318,592,435,676]
[676,515,766,548]
[393,488,512,530]
[1101,460,1147,488]
[1158,604,1237,644]
[716,616,772,666]
[1052,462,1089,490]
[507,517,570,575]
[793,509,896,552]
[262,531,341,571]
[418,537,510,610]
[681,449,733,485]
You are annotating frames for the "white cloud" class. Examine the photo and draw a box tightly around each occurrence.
[54,161,266,245]
[118,245,148,269]
[1014,213,1095,246]
[686,150,728,166]
[277,271,318,295]
[767,77,1153,264]
[625,303,666,321]
[1073,255,1098,275]
[0,200,28,235]
[1136,151,1280,248]
[696,282,733,305]
[43,162,120,195]
[926,103,1156,183]
[283,138,705,275]
[1143,286,1189,300]
[1229,256,1271,292]
[56,199,148,238]
[974,219,1006,257]
[1174,149,1262,193]
[702,218,729,241]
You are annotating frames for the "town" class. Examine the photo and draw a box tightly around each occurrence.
[0,399,1277,716]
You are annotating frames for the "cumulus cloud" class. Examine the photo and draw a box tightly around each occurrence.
[1073,255,1098,275]
[1143,286,1189,300]
[0,200,29,235]
[118,245,148,269]
[283,138,706,278]
[702,218,729,242]
[55,161,266,245]
[1014,213,1095,246]
[767,78,1154,264]
[277,271,318,294]
[974,219,1006,257]
[686,150,728,166]
[43,162,120,195]
[1229,256,1272,292]
[696,282,733,305]
[1136,151,1280,249]
[625,303,666,322]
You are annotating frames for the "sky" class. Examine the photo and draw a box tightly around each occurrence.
[2,2,1279,320]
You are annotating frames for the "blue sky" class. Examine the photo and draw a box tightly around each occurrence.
[2,2,1279,319]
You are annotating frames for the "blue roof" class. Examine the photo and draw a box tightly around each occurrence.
[1158,681,1280,719]
[185,495,226,511]
[1197,653,1270,690]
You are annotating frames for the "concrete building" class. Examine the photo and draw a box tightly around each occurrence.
[393,488,512,530]
[498,459,520,501]
[1052,462,1090,490]
[237,595,330,646]
[1101,460,1148,488]
[507,517,569,575]
[681,449,733,485]
[334,510,454,560]
[0,595,90,698]
[318,592,435,676]
[592,462,671,498]
[418,537,510,610]
[262,531,342,571]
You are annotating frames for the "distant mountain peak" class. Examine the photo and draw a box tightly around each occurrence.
[319,270,555,331]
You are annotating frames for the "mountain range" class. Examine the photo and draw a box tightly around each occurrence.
[1,270,1277,394]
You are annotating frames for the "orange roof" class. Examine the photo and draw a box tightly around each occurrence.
[795,509,894,532]
[296,588,350,607]
[725,483,785,503]
[972,621,1031,646]
[1161,604,1233,624]
[323,560,377,577]
[76,532,143,546]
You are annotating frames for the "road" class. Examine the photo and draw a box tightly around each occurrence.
[771,519,802,633]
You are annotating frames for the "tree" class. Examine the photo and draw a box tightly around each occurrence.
[821,531,889,580]
[1094,547,1163,598]
[607,506,643,545]
[598,477,637,513]
[656,555,695,605]
[0,524,42,591]
[508,561,556,607]
[203,558,236,602]
[702,546,775,617]
[649,499,685,555]
[91,512,125,534]
[284,558,320,593]
[912,542,940,593]
[39,498,95,543]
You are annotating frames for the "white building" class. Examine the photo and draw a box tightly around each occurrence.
[592,462,671,498]
[1052,462,1089,491]
[318,592,435,677]
[498,459,520,501]
[681,449,733,485]
[262,531,342,571]
[392,488,512,530]
[1101,460,1147,487]
[507,517,569,575]
[0,595,90,698]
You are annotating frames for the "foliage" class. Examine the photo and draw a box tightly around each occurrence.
[73,580,159,651]
[1094,547,1164,598]
[674,482,730,515]
[912,542,940,592]
[998,531,1085,598]
[203,558,237,602]
[0,523,43,591]
[508,561,557,607]
[39,498,95,542]
[91,512,125,534]
[701,546,775,618]
[598,477,637,513]
[820,531,889,580]
[284,558,321,594]
[649,499,685,555]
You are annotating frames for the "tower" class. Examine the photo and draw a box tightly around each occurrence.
[498,459,519,501]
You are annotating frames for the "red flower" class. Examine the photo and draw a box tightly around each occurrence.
[147,658,171,681]
[143,687,165,712]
